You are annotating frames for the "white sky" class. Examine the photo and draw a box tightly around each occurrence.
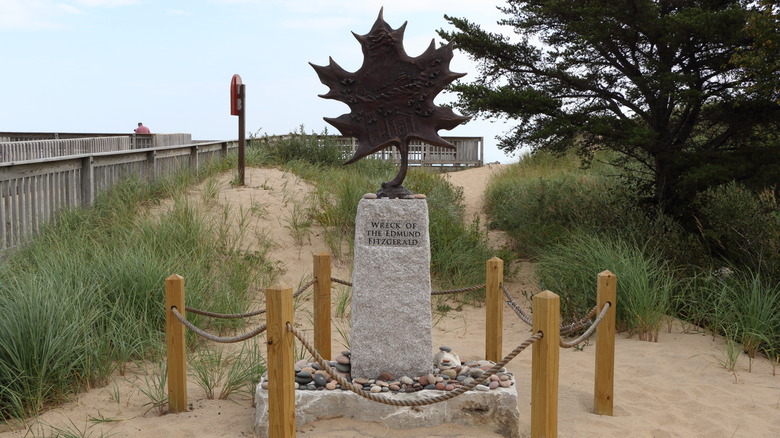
[0,0,523,163]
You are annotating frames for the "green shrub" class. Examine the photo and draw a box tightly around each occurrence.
[255,126,345,167]
[486,171,636,256]
[536,232,676,339]
[694,182,780,280]
[486,151,717,270]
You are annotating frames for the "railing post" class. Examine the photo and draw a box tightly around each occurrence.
[594,270,616,416]
[189,145,199,176]
[313,253,332,361]
[146,150,157,181]
[486,257,504,362]
[165,274,187,413]
[80,156,94,207]
[532,290,560,438]
[266,285,295,438]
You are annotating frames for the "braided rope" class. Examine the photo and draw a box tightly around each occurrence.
[560,302,611,348]
[501,284,533,326]
[431,284,486,296]
[292,278,319,299]
[171,307,267,343]
[500,282,600,336]
[185,307,265,319]
[185,278,318,319]
[331,277,352,287]
[332,277,485,297]
[560,305,598,336]
[286,323,542,407]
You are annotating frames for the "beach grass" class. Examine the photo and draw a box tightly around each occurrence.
[0,166,280,420]
[487,150,780,356]
[536,232,675,339]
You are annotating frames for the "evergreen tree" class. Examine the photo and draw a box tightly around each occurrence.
[439,0,779,216]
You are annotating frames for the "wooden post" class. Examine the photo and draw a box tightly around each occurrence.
[189,145,200,176]
[266,285,295,438]
[594,270,616,416]
[165,274,187,413]
[313,253,332,361]
[486,257,504,362]
[80,156,94,207]
[146,150,157,181]
[532,290,560,438]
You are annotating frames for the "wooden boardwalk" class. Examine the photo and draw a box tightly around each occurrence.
[0,139,235,251]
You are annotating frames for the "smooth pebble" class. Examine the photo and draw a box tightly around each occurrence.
[313,374,328,386]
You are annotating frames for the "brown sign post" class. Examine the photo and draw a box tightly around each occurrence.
[231,74,246,186]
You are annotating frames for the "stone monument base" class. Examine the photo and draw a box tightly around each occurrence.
[254,380,520,438]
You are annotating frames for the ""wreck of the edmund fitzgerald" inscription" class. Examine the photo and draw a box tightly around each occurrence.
[364,221,423,247]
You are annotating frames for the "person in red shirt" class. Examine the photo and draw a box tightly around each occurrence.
[134,122,150,134]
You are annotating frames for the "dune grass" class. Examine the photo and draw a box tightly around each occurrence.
[487,150,780,357]
[711,269,780,372]
[536,232,675,340]
[0,167,280,421]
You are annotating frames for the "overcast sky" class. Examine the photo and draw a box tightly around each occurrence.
[0,0,524,163]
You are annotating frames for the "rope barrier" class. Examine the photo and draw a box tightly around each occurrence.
[501,284,534,326]
[331,277,486,297]
[560,302,611,349]
[185,307,265,319]
[500,283,600,336]
[184,278,318,319]
[286,323,542,407]
[560,305,598,336]
[431,283,486,296]
[331,277,352,287]
[171,307,267,343]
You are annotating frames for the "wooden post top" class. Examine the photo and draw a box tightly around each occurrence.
[535,290,560,299]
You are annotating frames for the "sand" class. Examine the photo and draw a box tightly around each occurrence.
[2,165,778,438]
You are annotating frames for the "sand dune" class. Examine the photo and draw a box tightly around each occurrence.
[2,165,778,438]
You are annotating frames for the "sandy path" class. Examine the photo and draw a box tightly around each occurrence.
[445,164,511,249]
[2,166,779,438]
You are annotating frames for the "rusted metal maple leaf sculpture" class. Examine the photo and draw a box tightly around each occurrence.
[310,9,469,198]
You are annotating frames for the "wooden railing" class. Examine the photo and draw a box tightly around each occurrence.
[334,136,483,168]
[0,140,236,251]
[0,137,132,162]
[263,135,484,168]
[0,132,193,161]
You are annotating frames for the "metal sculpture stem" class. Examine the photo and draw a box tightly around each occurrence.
[386,142,409,188]
[377,141,413,198]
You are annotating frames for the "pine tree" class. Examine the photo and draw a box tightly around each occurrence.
[439,0,779,216]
